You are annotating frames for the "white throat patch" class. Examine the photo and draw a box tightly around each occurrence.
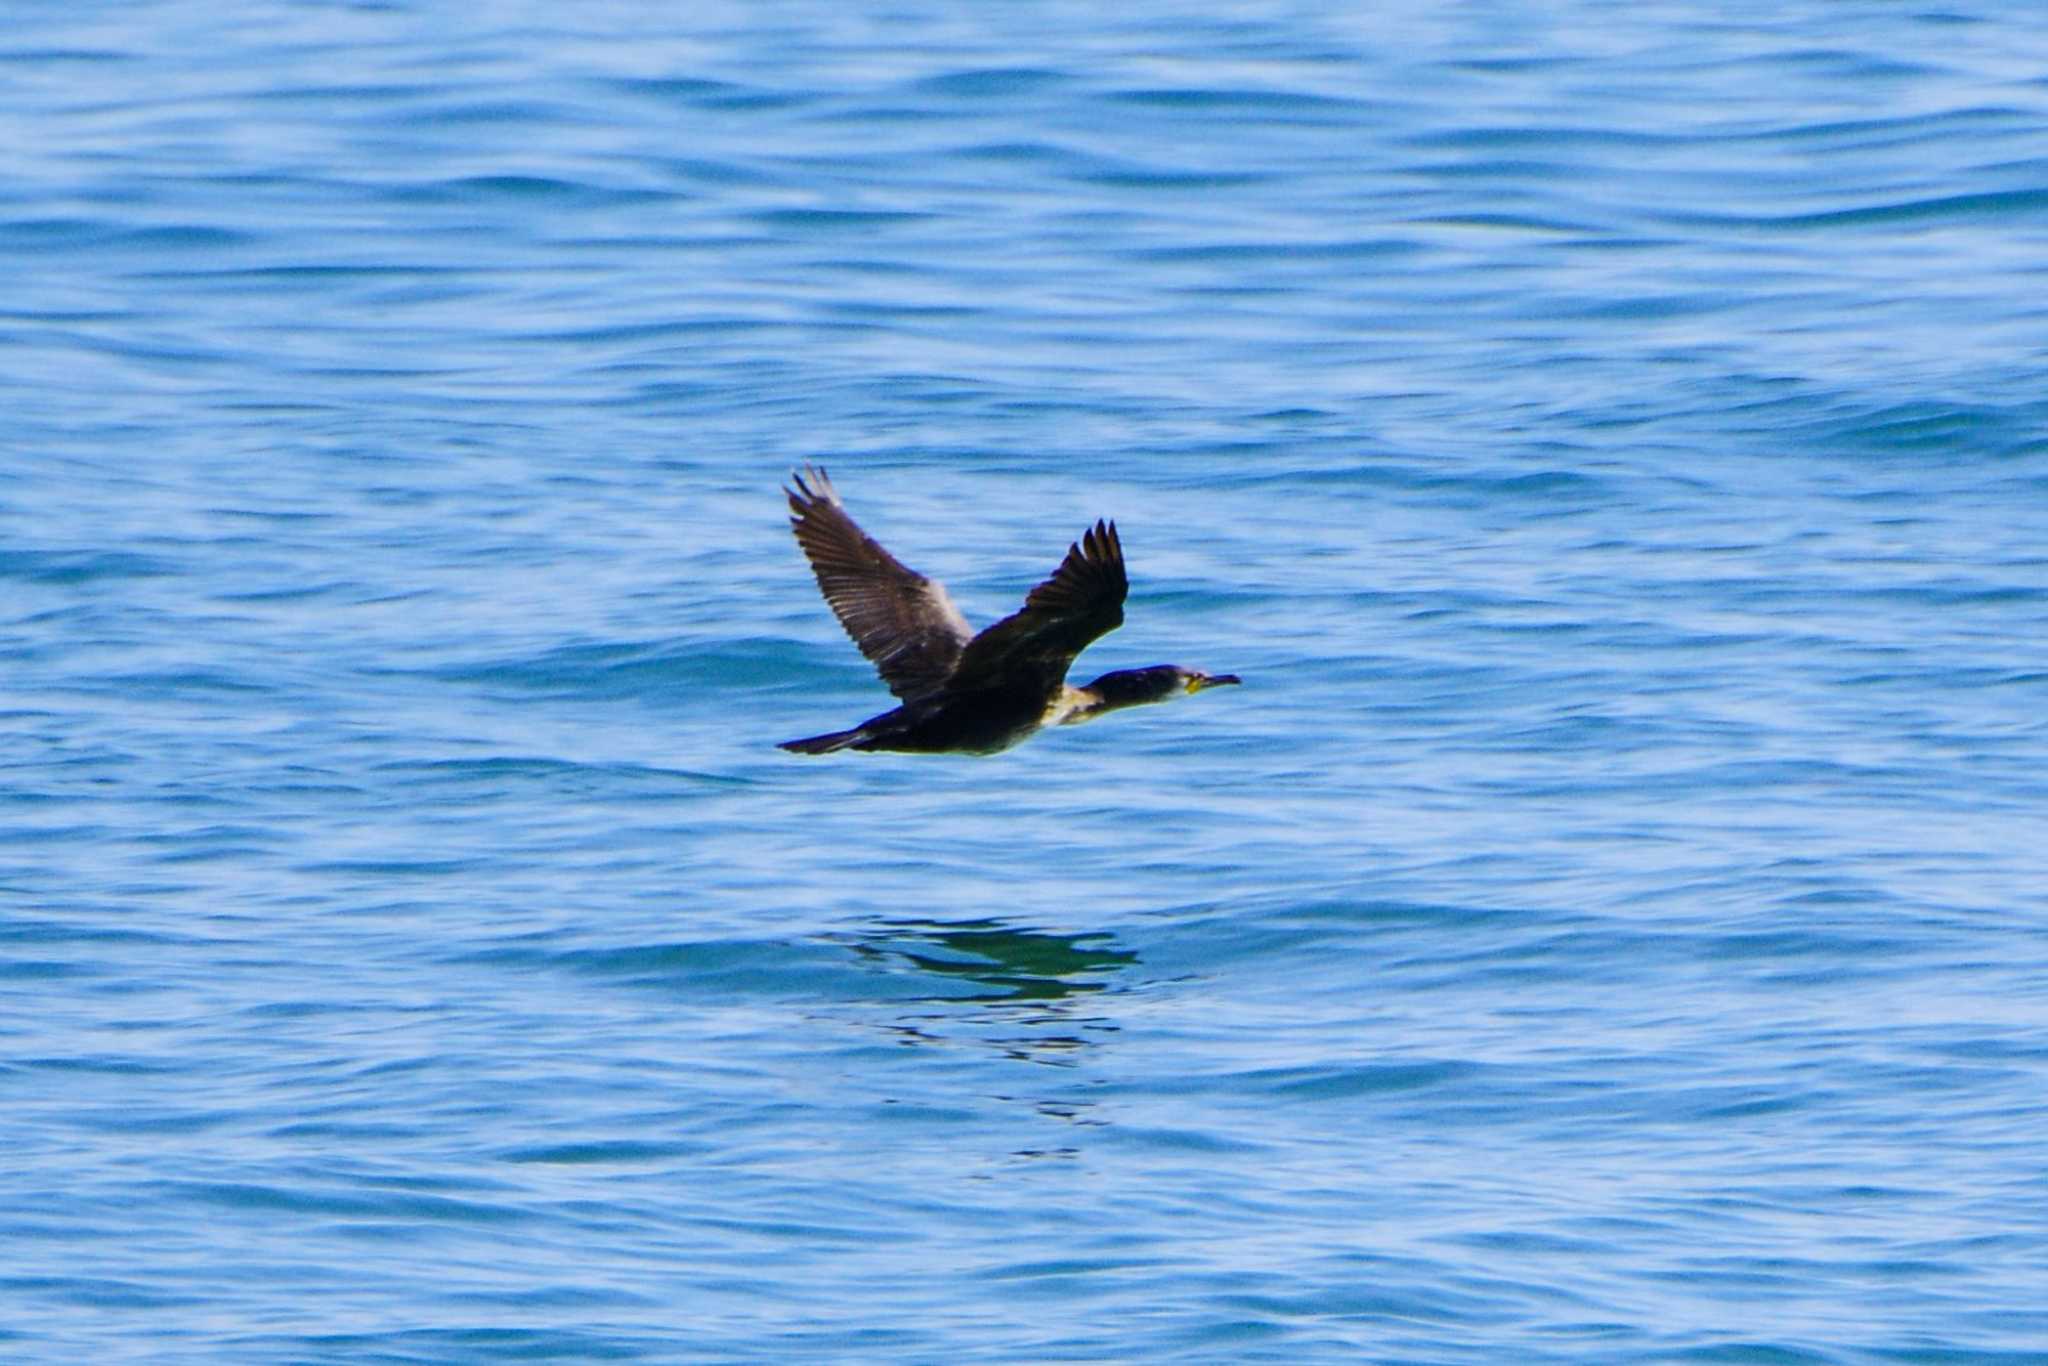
[1044,684,1098,727]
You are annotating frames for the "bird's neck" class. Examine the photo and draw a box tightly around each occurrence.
[1052,669,1179,725]
[1047,684,1102,727]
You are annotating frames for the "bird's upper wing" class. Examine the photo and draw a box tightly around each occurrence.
[786,465,974,701]
[945,519,1127,694]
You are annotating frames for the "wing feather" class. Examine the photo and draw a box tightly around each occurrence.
[786,465,973,701]
[946,519,1127,693]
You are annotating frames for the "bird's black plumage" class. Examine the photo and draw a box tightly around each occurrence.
[780,466,1237,755]
[784,466,972,702]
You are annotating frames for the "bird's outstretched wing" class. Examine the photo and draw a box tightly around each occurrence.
[786,465,974,701]
[945,519,1127,694]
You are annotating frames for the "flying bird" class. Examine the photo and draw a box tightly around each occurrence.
[779,466,1239,755]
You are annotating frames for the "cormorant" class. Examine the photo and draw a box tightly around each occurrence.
[779,465,1240,755]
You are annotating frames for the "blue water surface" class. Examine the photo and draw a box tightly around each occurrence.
[7,2,2048,1361]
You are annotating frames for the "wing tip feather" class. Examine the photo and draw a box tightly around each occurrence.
[786,463,839,519]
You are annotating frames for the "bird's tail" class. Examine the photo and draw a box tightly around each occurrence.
[778,725,869,755]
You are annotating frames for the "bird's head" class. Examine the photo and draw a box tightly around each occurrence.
[1078,665,1241,712]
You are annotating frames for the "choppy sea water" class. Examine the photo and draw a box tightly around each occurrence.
[8,3,2048,1361]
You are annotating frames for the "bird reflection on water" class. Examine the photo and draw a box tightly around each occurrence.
[847,919,1139,1006]
[841,920,1139,1128]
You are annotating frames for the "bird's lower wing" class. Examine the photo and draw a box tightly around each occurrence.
[946,519,1127,693]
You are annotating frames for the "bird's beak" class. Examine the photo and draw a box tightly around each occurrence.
[1188,672,1242,693]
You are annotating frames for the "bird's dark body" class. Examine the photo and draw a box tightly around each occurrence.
[777,465,1236,756]
[783,679,1052,756]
